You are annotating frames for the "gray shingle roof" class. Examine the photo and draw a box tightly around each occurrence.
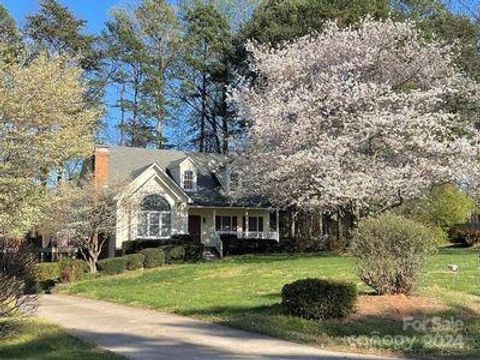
[106,146,268,208]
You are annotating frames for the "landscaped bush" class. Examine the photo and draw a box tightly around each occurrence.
[124,253,145,270]
[170,234,194,245]
[221,235,280,256]
[122,235,194,255]
[350,213,437,295]
[35,263,61,290]
[140,248,165,268]
[159,245,185,263]
[97,257,128,275]
[58,259,89,282]
[36,262,61,282]
[281,278,357,320]
[449,226,480,247]
[184,243,204,262]
[122,240,164,254]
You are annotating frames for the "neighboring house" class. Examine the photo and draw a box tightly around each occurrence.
[83,146,280,257]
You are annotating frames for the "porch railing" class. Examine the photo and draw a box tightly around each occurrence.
[212,232,223,258]
[215,230,280,242]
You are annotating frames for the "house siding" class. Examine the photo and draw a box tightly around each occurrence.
[115,172,189,249]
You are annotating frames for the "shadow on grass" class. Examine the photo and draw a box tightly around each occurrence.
[0,320,120,360]
[224,252,340,265]
[1,323,358,360]
[178,301,480,359]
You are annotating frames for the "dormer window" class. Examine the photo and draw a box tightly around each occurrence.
[183,170,194,191]
[230,172,239,191]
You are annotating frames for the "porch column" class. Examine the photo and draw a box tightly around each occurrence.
[276,209,280,242]
[245,210,249,238]
[213,208,216,233]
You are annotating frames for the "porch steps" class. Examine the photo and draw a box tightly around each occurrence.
[202,247,220,261]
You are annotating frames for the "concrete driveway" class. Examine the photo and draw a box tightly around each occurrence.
[38,295,404,360]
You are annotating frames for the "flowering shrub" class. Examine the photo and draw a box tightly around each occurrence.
[351,213,437,295]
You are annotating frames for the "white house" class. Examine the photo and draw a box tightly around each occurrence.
[84,146,280,257]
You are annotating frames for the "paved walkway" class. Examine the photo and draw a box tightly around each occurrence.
[38,295,403,360]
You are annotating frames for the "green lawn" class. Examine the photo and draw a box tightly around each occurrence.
[0,318,123,360]
[63,248,480,359]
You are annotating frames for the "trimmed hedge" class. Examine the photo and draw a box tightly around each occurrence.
[161,245,185,263]
[59,259,89,282]
[36,262,61,282]
[125,253,145,270]
[123,235,194,254]
[97,257,128,275]
[140,248,165,268]
[36,262,61,290]
[282,278,357,320]
[184,244,204,262]
[170,234,194,245]
[221,235,280,255]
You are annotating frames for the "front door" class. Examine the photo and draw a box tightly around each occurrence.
[188,215,202,244]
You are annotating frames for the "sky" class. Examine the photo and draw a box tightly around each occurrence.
[1,0,121,34]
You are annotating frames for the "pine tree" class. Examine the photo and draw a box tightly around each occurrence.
[0,5,23,61]
[178,1,232,153]
[105,0,180,148]
[25,0,104,110]
[25,0,98,71]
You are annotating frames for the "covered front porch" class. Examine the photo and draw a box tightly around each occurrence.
[187,206,280,256]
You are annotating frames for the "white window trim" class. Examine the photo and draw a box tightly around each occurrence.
[215,215,238,232]
[137,210,172,239]
[182,169,196,192]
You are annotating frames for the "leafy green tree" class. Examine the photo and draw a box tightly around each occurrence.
[0,54,100,238]
[410,184,475,228]
[178,1,232,152]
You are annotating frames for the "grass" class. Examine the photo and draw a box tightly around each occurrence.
[0,318,123,360]
[63,248,480,359]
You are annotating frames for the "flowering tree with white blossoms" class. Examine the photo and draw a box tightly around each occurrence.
[231,18,480,214]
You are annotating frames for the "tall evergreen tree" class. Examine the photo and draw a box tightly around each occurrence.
[105,0,180,148]
[237,0,389,46]
[25,0,104,111]
[178,1,233,153]
[25,0,98,71]
[0,5,22,61]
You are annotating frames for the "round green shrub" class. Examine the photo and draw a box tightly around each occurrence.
[281,278,357,320]
[97,257,128,275]
[140,248,165,268]
[124,253,145,270]
[165,245,185,263]
[350,213,437,295]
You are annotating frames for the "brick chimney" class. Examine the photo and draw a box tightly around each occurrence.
[93,146,110,189]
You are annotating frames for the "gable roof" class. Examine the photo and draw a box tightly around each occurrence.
[105,146,268,208]
[129,162,193,204]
